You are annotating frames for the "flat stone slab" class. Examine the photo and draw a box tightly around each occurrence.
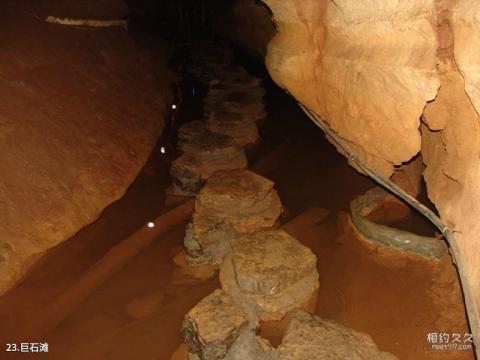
[210,74,262,90]
[196,169,282,232]
[184,170,282,265]
[208,110,259,147]
[181,289,249,360]
[171,133,247,195]
[349,187,447,259]
[220,230,319,321]
[178,121,210,148]
[277,311,398,360]
[184,213,236,266]
[204,88,266,121]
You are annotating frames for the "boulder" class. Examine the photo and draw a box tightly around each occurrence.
[181,289,249,360]
[184,170,283,266]
[208,110,259,147]
[277,310,397,360]
[0,2,171,294]
[178,121,211,150]
[220,230,319,322]
[204,88,266,121]
[171,132,247,195]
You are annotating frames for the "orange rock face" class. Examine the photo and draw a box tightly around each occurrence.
[263,0,440,176]
[223,0,480,337]
[0,1,171,294]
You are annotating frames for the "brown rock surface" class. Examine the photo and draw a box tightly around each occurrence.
[184,169,282,266]
[0,2,171,294]
[220,230,319,321]
[181,289,249,360]
[220,0,480,345]
[196,169,283,233]
[171,132,248,195]
[208,110,259,147]
[261,0,439,176]
[277,310,397,360]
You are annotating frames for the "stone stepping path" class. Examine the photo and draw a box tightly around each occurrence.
[171,121,247,195]
[277,310,398,360]
[220,229,319,322]
[184,169,282,266]
[175,43,394,360]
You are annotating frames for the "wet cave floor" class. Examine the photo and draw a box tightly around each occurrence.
[0,45,473,360]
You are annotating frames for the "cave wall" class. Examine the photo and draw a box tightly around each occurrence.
[216,0,480,333]
[0,0,172,295]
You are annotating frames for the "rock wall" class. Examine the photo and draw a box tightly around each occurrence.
[216,0,480,335]
[0,1,172,294]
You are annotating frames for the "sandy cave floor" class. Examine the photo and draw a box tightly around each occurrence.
[0,51,474,360]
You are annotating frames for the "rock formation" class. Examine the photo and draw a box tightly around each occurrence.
[0,0,171,295]
[349,187,447,260]
[214,0,480,336]
[220,230,319,322]
[277,310,398,360]
[181,289,277,360]
[171,126,248,195]
[184,169,282,265]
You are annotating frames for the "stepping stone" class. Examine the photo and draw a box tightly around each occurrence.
[277,310,398,360]
[181,289,277,360]
[204,89,266,122]
[171,133,247,196]
[181,289,249,360]
[184,170,283,266]
[220,230,319,322]
[196,169,282,232]
[209,69,262,90]
[178,121,210,149]
[184,213,237,266]
[208,110,259,147]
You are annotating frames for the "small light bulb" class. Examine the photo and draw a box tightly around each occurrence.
[160,146,166,154]
[171,104,177,110]
[147,221,155,228]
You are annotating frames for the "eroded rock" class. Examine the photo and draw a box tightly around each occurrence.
[277,310,397,360]
[208,110,259,147]
[204,88,266,122]
[0,2,171,294]
[220,230,319,322]
[171,132,247,195]
[181,289,249,360]
[184,169,282,266]
[349,187,447,260]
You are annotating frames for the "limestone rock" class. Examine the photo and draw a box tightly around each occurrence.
[184,214,237,266]
[0,2,170,294]
[184,170,282,266]
[220,230,319,321]
[277,310,397,360]
[178,121,211,150]
[224,330,278,360]
[171,133,247,195]
[208,110,259,147]
[349,187,447,260]
[261,0,439,175]
[210,73,262,90]
[204,88,266,122]
[123,290,165,320]
[181,289,249,360]
[196,170,283,233]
